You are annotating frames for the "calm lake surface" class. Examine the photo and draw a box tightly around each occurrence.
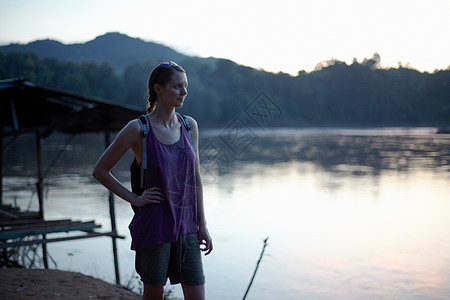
[3,127,450,299]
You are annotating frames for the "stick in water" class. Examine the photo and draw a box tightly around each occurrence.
[242,237,269,300]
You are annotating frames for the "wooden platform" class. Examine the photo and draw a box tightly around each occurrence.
[0,204,121,249]
[0,204,40,220]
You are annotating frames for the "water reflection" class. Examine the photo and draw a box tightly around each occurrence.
[4,128,449,178]
[201,127,450,177]
[2,128,450,299]
[205,160,450,299]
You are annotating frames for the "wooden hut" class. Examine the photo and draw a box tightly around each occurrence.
[0,78,145,284]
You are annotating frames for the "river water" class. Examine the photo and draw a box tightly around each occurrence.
[2,127,450,299]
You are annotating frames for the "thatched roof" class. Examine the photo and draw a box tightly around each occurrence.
[0,78,145,137]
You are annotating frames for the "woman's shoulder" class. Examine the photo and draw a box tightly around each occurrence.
[182,115,198,128]
[180,115,199,145]
[125,118,142,131]
[117,118,142,140]
[106,118,143,150]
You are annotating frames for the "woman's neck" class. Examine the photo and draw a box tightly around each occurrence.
[149,106,177,128]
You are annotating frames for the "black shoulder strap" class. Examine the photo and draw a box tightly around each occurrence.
[177,113,197,152]
[137,115,149,189]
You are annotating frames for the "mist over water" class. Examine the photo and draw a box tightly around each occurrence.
[3,128,450,299]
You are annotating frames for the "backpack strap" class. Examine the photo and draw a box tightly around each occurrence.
[177,113,197,152]
[137,115,149,189]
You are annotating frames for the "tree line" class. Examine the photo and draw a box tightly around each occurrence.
[1,50,449,128]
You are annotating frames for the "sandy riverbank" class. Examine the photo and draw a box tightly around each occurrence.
[0,268,140,300]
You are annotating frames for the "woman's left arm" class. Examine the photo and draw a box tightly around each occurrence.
[188,116,213,255]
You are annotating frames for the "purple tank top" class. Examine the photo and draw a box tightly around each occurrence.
[130,113,198,250]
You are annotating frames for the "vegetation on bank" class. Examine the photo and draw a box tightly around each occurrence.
[1,49,448,128]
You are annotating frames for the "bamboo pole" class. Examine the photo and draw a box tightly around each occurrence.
[242,237,269,300]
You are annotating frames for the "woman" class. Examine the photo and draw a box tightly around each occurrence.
[92,61,212,300]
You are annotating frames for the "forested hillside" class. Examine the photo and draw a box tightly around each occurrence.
[1,33,449,128]
[1,32,188,71]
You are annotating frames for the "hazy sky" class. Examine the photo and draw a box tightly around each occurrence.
[1,0,449,74]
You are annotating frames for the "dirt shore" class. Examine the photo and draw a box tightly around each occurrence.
[0,268,141,300]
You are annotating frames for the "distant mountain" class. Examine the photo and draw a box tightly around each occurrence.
[2,33,448,127]
[0,32,191,71]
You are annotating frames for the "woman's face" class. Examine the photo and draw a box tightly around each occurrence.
[156,71,188,108]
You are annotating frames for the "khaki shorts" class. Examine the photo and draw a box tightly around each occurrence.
[135,233,205,286]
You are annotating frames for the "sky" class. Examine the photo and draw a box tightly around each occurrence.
[1,0,449,75]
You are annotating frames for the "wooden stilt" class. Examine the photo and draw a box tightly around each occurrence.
[105,130,121,285]
[35,130,49,268]
[0,129,4,264]
[35,131,44,219]
[0,129,3,206]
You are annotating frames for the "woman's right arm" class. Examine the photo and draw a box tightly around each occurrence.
[92,120,165,207]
